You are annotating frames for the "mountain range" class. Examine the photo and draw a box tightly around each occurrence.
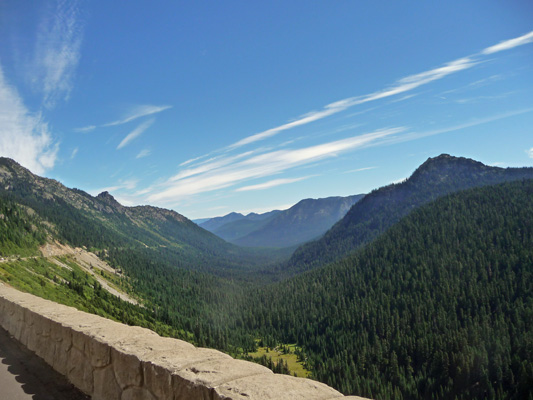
[200,195,363,248]
[1,154,532,399]
[198,210,280,232]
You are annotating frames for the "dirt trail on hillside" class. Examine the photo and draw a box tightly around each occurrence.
[39,242,138,305]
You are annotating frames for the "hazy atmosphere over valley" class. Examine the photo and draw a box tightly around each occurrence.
[0,1,532,219]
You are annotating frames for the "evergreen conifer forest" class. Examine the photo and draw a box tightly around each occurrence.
[0,157,532,399]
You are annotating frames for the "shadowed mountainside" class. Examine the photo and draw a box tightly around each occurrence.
[286,154,533,274]
[232,195,364,248]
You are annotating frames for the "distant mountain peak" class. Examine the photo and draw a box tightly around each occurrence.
[97,191,121,206]
[0,157,34,176]
[407,154,491,185]
[426,153,454,161]
[417,153,486,170]
[0,157,19,167]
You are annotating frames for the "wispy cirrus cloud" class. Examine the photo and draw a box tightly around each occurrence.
[389,93,418,103]
[103,105,172,127]
[227,57,476,150]
[527,148,533,159]
[33,0,84,108]
[345,166,377,173]
[440,74,504,96]
[225,31,533,151]
[0,65,58,174]
[76,105,172,132]
[147,127,403,203]
[75,125,96,133]
[453,91,517,104]
[149,107,533,205]
[386,107,533,145]
[135,31,533,207]
[236,176,313,192]
[117,119,154,149]
[169,151,256,182]
[228,99,356,149]
[482,31,533,55]
[136,149,151,159]
[180,155,209,167]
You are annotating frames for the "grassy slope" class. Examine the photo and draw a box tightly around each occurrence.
[248,343,311,378]
[0,256,190,340]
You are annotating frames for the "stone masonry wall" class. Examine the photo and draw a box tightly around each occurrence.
[0,283,368,400]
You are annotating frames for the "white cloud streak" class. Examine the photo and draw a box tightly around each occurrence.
[103,105,172,127]
[75,125,96,133]
[169,152,256,182]
[227,57,476,150]
[117,119,154,149]
[391,107,533,144]
[147,128,403,203]
[133,31,533,206]
[70,147,78,159]
[236,176,312,192]
[136,149,151,159]
[153,108,532,205]
[224,31,533,151]
[345,166,377,173]
[180,154,211,167]
[228,100,355,149]
[353,108,533,157]
[77,105,172,132]
[121,179,138,190]
[527,148,533,159]
[34,0,84,108]
[0,65,58,174]
[389,93,418,103]
[482,31,533,55]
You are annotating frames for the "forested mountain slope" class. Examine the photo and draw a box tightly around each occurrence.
[0,194,187,340]
[287,154,533,274]
[233,194,364,248]
[3,155,533,398]
[244,179,533,399]
[0,157,284,276]
[0,157,266,353]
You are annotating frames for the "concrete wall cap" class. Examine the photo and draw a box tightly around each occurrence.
[215,373,344,399]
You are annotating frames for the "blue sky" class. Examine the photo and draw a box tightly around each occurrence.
[1,1,532,219]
